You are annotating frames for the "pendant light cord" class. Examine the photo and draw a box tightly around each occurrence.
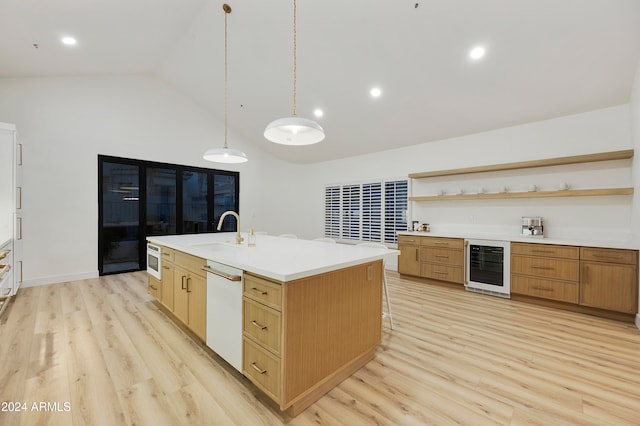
[224,6,229,149]
[292,0,297,117]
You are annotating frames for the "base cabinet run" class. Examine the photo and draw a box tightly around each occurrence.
[398,235,464,284]
[511,243,638,317]
[148,245,207,342]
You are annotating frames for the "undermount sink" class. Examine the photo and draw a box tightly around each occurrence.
[190,241,242,251]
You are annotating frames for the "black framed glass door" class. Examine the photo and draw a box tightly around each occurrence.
[98,155,240,275]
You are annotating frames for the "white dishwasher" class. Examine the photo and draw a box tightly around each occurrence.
[203,260,243,372]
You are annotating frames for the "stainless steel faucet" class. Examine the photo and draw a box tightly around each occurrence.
[217,211,243,245]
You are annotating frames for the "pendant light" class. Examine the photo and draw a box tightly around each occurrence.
[264,0,325,146]
[203,4,248,164]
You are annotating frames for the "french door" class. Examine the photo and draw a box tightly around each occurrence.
[98,155,239,275]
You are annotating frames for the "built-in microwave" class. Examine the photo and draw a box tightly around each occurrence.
[146,243,162,280]
[465,239,510,298]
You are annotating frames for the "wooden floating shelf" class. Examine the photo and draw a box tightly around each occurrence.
[409,187,634,202]
[408,149,634,179]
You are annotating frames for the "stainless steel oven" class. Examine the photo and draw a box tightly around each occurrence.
[465,239,510,298]
[146,243,162,279]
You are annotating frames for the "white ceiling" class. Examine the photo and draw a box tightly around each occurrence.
[2,0,640,164]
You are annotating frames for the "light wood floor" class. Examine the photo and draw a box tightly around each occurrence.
[1,271,639,425]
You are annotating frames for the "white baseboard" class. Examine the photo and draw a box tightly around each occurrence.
[20,270,99,288]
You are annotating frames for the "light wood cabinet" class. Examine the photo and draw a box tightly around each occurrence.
[242,262,383,416]
[397,235,420,276]
[397,235,464,283]
[148,275,161,300]
[173,253,207,341]
[420,237,464,284]
[512,242,639,317]
[580,247,638,314]
[160,260,174,310]
[511,242,580,304]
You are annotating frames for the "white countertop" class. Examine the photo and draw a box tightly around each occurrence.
[398,230,640,250]
[147,233,399,282]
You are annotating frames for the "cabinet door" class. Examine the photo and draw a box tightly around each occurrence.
[173,266,189,324]
[161,262,174,311]
[580,262,638,314]
[187,273,207,341]
[148,275,161,299]
[398,244,420,276]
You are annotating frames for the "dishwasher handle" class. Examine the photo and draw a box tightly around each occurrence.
[201,265,242,282]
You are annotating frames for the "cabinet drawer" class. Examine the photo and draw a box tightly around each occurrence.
[174,251,206,277]
[420,237,464,250]
[580,247,638,265]
[243,337,281,402]
[511,275,578,303]
[398,235,421,246]
[148,275,161,299]
[243,274,282,311]
[421,247,464,267]
[421,263,463,284]
[511,255,579,281]
[161,246,175,263]
[243,297,281,356]
[511,243,579,259]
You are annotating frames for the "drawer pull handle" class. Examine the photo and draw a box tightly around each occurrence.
[531,266,554,270]
[251,287,268,296]
[162,252,171,256]
[162,266,170,270]
[251,320,268,330]
[149,284,157,290]
[251,362,267,375]
[531,250,554,254]
[434,242,449,246]
[434,255,449,258]
[434,270,449,275]
[592,254,623,260]
[531,286,554,291]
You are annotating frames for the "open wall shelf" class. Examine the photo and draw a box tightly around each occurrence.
[408,149,634,179]
[409,187,634,202]
[409,149,635,202]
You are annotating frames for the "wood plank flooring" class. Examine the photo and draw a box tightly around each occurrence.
[1,270,639,425]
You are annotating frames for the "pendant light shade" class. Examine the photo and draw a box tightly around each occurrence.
[204,3,248,164]
[203,147,248,163]
[264,0,325,146]
[264,116,324,146]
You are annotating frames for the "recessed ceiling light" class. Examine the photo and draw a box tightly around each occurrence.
[314,109,324,118]
[61,36,77,46]
[469,46,485,60]
[370,87,382,98]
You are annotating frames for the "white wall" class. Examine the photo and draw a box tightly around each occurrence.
[629,58,640,328]
[300,104,634,242]
[0,75,301,286]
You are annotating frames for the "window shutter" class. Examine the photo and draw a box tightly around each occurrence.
[342,184,361,240]
[362,182,382,242]
[384,180,408,243]
[324,186,341,238]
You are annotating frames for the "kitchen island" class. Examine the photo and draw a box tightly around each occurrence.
[146,232,398,416]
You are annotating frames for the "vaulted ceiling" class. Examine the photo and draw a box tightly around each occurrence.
[2,0,640,163]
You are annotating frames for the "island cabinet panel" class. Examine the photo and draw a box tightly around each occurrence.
[242,261,383,416]
[281,261,382,413]
[397,235,420,276]
[172,252,207,341]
